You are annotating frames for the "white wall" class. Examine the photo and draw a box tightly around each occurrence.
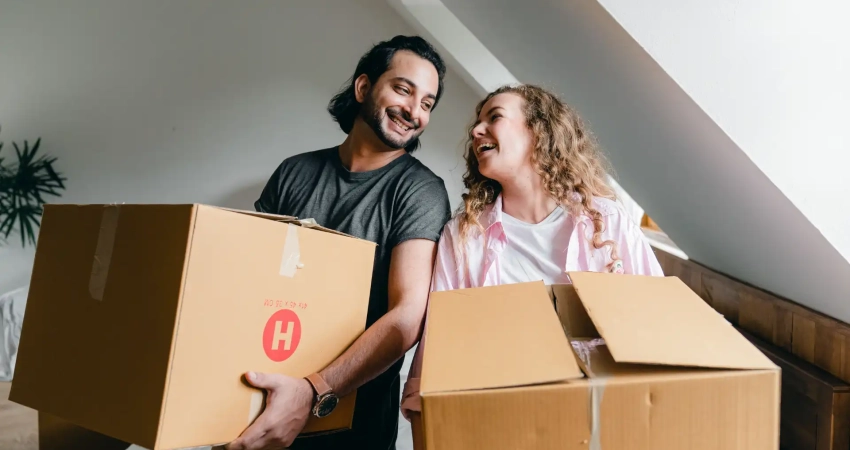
[0,0,479,295]
[597,0,850,262]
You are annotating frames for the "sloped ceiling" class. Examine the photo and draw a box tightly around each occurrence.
[393,0,850,322]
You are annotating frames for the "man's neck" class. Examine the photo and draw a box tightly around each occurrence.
[338,121,407,173]
[500,171,558,224]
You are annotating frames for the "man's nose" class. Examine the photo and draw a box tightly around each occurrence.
[401,99,423,126]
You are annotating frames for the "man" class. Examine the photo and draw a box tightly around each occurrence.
[226,36,451,450]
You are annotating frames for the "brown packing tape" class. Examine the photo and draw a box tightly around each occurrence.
[89,205,120,301]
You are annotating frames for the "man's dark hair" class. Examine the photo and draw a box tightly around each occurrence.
[327,35,447,153]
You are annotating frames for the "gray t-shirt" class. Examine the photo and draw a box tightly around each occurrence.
[255,146,451,326]
[254,147,450,449]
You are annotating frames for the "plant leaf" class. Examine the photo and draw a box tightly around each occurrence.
[0,209,17,238]
[0,135,65,247]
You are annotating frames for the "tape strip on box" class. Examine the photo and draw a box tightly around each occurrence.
[89,205,120,301]
[588,377,606,450]
[279,224,303,277]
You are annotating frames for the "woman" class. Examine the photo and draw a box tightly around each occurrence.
[400,84,664,448]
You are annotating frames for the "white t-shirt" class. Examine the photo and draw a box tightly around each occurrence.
[499,206,573,285]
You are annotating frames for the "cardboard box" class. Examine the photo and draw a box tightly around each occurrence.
[38,411,131,450]
[420,272,781,450]
[10,204,376,449]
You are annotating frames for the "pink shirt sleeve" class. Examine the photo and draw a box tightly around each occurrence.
[400,222,459,420]
[615,213,665,277]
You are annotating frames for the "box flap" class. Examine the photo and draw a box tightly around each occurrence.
[420,282,583,395]
[216,206,298,222]
[568,272,776,370]
[550,284,600,338]
[213,206,371,243]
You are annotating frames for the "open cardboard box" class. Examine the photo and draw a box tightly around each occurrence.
[10,204,376,449]
[420,272,781,450]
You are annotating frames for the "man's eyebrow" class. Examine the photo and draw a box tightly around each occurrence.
[392,77,437,101]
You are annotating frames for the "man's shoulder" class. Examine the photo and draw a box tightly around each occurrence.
[394,154,447,189]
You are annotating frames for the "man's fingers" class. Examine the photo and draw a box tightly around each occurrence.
[229,382,287,449]
[223,439,244,450]
[247,431,286,450]
[238,418,274,448]
[244,371,280,390]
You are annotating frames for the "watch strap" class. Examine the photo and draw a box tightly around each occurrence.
[306,373,332,397]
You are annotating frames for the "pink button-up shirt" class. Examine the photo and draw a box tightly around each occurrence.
[400,195,664,418]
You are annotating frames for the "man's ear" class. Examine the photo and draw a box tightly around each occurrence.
[354,74,371,103]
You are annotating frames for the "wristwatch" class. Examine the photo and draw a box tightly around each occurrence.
[305,373,339,418]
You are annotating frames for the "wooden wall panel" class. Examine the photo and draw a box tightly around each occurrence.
[793,315,818,363]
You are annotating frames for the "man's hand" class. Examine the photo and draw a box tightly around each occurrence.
[225,371,314,450]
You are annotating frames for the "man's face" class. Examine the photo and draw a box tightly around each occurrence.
[358,51,440,150]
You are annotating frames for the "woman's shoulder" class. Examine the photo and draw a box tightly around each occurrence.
[589,196,626,218]
[440,202,499,241]
[579,196,643,237]
[439,211,466,241]
[442,214,462,234]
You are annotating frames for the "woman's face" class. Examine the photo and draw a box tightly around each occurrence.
[470,93,535,183]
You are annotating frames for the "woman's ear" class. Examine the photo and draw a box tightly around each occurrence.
[354,74,371,103]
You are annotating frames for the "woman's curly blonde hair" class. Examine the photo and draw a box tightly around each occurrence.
[458,84,622,271]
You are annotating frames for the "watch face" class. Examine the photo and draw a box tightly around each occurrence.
[315,395,339,418]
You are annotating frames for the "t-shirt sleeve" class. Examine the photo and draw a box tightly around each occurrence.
[388,179,451,248]
[254,162,286,214]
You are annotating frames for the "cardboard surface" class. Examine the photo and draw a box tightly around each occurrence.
[569,272,777,370]
[10,204,376,449]
[421,274,781,450]
[550,284,598,338]
[422,383,588,450]
[420,282,583,395]
[158,206,372,448]
[11,205,193,448]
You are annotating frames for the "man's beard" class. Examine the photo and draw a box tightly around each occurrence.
[360,92,422,151]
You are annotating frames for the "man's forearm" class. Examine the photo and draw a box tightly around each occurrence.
[319,306,422,397]
[411,412,425,450]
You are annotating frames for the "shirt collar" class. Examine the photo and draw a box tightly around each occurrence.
[480,193,587,247]
[480,194,504,232]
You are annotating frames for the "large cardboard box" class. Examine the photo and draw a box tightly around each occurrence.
[10,204,376,449]
[420,272,781,450]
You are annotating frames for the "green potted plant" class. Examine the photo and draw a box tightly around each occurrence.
[0,125,66,247]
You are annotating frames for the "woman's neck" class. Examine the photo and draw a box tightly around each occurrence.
[500,172,558,224]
